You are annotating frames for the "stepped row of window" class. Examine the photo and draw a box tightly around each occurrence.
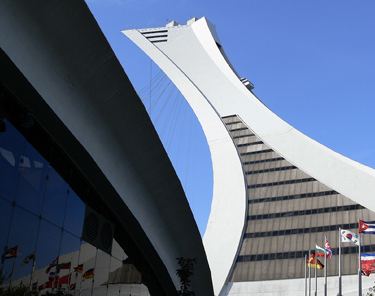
[248,177,316,188]
[248,190,338,204]
[248,204,365,221]
[246,165,297,175]
[243,157,284,166]
[243,223,362,238]
[233,134,255,139]
[236,244,373,262]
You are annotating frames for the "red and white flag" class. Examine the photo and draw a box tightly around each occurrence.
[21,252,35,266]
[359,220,375,234]
[46,257,59,274]
[1,245,18,264]
[325,238,333,258]
[361,253,375,276]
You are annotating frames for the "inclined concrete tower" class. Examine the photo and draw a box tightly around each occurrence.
[123,17,375,296]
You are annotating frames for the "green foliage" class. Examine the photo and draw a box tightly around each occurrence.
[0,284,38,296]
[176,257,196,296]
[0,283,71,296]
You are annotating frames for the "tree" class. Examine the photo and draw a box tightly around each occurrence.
[175,257,196,296]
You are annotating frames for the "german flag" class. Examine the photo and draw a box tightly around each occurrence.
[306,253,324,269]
[74,264,83,274]
[83,268,94,281]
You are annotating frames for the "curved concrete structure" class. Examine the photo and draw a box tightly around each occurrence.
[123,17,375,296]
[123,19,248,295]
[0,3,214,296]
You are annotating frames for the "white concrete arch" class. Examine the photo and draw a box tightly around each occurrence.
[0,3,214,296]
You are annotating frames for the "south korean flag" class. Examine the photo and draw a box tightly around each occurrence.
[341,229,361,246]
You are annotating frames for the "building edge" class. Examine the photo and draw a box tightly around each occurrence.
[0,2,214,295]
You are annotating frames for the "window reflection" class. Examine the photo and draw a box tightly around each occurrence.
[92,250,110,296]
[63,190,85,238]
[59,232,81,264]
[5,206,39,283]
[15,141,48,216]
[0,122,26,202]
[36,220,62,271]
[0,120,149,295]
[42,166,69,227]
[0,199,12,248]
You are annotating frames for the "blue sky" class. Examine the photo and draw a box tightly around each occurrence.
[85,0,375,235]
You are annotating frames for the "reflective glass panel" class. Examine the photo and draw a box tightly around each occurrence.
[0,198,13,250]
[15,140,48,216]
[35,220,62,272]
[5,206,39,284]
[0,120,25,202]
[42,166,68,227]
[0,116,150,295]
[63,189,85,238]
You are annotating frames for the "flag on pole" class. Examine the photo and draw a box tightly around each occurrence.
[341,229,361,245]
[46,257,59,273]
[21,252,35,266]
[58,274,71,287]
[70,283,76,290]
[307,253,324,269]
[74,264,83,273]
[39,280,53,290]
[359,220,375,234]
[56,262,71,270]
[83,268,94,280]
[32,281,38,290]
[360,253,375,276]
[49,271,60,281]
[361,254,375,264]
[316,245,328,258]
[1,245,18,264]
[325,238,333,258]
[362,269,372,277]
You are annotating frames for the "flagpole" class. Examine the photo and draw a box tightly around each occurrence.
[8,254,17,289]
[309,250,312,296]
[79,272,83,296]
[324,252,327,296]
[358,231,362,296]
[305,254,307,296]
[67,261,72,296]
[315,252,318,296]
[29,257,36,292]
[339,228,342,296]
[324,236,327,296]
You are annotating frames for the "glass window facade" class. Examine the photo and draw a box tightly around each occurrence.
[0,119,150,295]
